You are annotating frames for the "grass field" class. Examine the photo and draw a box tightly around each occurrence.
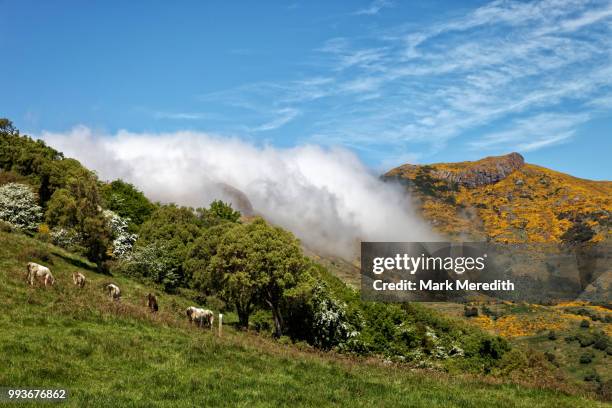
[0,230,608,407]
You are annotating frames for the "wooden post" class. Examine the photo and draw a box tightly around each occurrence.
[218,313,223,337]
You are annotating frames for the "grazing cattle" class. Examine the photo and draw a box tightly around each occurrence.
[72,272,86,288]
[26,262,55,287]
[146,293,159,313]
[106,283,121,300]
[186,306,214,329]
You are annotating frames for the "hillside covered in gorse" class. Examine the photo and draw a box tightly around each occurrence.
[384,153,611,245]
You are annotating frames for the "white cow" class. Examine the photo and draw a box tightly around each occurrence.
[26,262,55,287]
[186,306,214,329]
[72,272,86,288]
[106,283,121,300]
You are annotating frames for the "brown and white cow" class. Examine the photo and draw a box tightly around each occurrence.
[106,283,121,300]
[72,271,86,288]
[26,262,55,287]
[185,306,214,329]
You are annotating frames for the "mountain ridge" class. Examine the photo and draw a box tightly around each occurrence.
[383,153,611,244]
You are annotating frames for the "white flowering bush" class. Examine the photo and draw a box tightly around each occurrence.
[104,210,137,259]
[120,242,178,289]
[419,326,464,360]
[310,284,360,350]
[0,183,43,232]
[50,227,82,249]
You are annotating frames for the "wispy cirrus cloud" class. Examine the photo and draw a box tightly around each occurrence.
[470,113,592,152]
[353,0,394,16]
[153,111,208,120]
[197,0,612,162]
[251,108,300,132]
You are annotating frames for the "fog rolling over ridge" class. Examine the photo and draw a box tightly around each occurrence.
[40,126,436,259]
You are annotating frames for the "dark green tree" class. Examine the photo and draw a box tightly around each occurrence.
[134,204,203,287]
[45,168,110,267]
[101,179,155,229]
[184,222,236,290]
[208,218,306,335]
[209,200,241,223]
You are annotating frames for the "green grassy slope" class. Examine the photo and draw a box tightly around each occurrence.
[0,230,607,407]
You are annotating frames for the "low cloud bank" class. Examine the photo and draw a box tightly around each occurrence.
[40,126,436,259]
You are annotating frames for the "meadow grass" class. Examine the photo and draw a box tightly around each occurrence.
[0,231,607,407]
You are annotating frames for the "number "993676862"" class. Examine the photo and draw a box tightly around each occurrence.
[1,388,68,401]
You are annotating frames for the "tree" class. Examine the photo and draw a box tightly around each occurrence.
[45,188,77,227]
[0,183,43,232]
[185,222,235,291]
[208,200,241,223]
[45,168,110,267]
[208,218,306,335]
[134,204,203,287]
[101,179,155,229]
[0,120,84,206]
[194,200,241,228]
[0,118,18,135]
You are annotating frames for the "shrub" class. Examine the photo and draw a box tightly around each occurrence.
[464,306,479,317]
[561,222,595,243]
[579,352,593,364]
[104,210,137,259]
[577,332,595,347]
[309,283,359,350]
[35,223,51,242]
[250,310,274,334]
[544,351,556,364]
[119,243,179,291]
[0,183,43,232]
[547,330,557,340]
[580,319,590,328]
[479,337,510,360]
[584,370,600,382]
[277,336,292,345]
[592,332,609,351]
[50,227,83,251]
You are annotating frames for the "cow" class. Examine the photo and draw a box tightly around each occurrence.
[26,262,55,287]
[106,283,121,300]
[186,306,214,329]
[72,272,86,288]
[146,293,159,313]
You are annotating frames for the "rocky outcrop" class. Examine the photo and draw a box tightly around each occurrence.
[432,152,524,188]
[215,183,254,216]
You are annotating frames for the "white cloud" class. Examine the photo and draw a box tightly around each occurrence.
[354,0,393,16]
[39,127,436,259]
[470,113,591,152]
[251,108,300,132]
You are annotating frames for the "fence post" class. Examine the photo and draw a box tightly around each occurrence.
[218,313,223,337]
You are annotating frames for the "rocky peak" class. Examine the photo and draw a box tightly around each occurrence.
[432,152,525,188]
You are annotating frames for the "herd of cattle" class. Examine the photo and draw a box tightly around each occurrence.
[25,262,215,328]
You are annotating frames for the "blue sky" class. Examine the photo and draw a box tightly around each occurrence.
[1,0,611,179]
